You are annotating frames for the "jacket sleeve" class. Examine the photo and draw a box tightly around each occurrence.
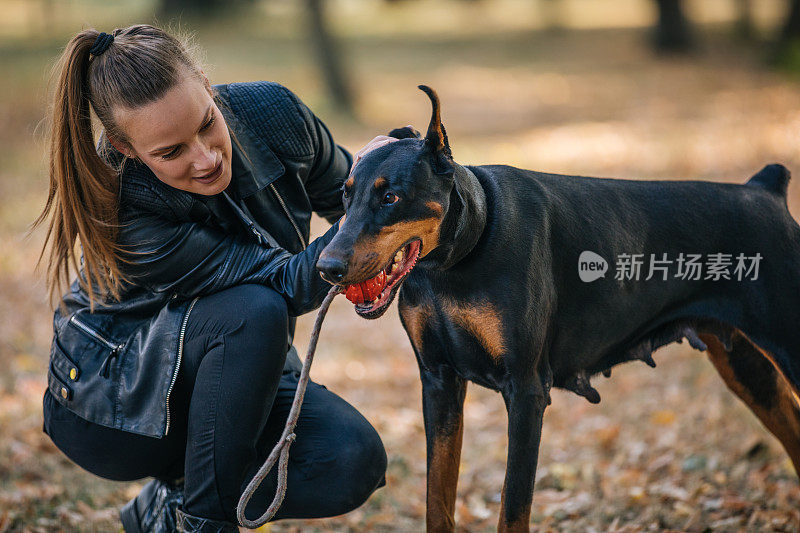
[288,90,352,224]
[117,211,339,316]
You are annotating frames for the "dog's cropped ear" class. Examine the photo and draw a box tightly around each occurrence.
[419,85,452,158]
[418,85,453,173]
[387,125,421,139]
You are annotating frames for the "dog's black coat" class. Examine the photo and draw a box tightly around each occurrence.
[318,87,800,531]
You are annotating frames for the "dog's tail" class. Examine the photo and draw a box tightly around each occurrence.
[746,164,791,199]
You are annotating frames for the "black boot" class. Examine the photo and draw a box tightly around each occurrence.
[120,477,184,533]
[175,508,239,532]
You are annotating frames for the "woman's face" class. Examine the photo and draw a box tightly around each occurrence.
[111,72,233,196]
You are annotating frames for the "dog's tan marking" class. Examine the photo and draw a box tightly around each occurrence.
[399,300,432,352]
[373,176,387,189]
[701,329,800,476]
[427,425,464,532]
[498,494,531,533]
[346,217,443,284]
[426,201,443,217]
[376,218,441,258]
[441,298,505,360]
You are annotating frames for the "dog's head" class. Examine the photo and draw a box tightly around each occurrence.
[317,85,456,318]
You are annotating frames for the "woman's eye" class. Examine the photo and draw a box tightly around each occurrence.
[200,114,216,132]
[161,147,181,160]
[381,192,399,206]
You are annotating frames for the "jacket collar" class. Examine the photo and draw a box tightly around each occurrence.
[215,83,285,199]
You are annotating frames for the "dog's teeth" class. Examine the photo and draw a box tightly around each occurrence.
[391,263,399,274]
[394,250,403,263]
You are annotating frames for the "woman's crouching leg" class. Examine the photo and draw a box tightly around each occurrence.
[238,372,387,522]
[180,284,291,523]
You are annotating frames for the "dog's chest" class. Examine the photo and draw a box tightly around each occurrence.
[398,294,509,389]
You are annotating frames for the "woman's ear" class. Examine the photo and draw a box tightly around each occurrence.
[200,69,212,93]
[106,134,134,158]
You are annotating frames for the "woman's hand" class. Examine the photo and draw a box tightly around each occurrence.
[337,130,410,227]
[351,133,404,169]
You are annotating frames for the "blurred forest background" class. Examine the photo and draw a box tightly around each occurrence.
[3,0,800,531]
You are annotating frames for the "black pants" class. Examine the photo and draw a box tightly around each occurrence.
[42,284,387,523]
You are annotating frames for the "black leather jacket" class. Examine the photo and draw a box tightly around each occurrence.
[46,81,351,438]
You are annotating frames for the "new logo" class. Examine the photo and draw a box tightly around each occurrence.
[578,251,608,282]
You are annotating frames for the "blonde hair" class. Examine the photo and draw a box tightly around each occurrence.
[33,24,231,311]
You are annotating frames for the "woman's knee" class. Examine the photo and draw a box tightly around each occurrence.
[210,284,288,338]
[187,284,288,341]
[244,382,387,521]
[340,428,387,510]
[315,405,388,515]
[238,284,288,336]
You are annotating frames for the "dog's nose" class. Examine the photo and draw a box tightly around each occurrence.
[317,256,348,284]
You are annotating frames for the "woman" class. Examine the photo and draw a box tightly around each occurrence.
[35,24,390,532]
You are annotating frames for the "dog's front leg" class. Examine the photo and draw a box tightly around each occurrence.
[498,381,548,533]
[420,365,467,532]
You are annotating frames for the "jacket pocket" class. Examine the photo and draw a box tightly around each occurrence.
[48,340,75,402]
[46,325,118,431]
[68,314,125,378]
[51,336,81,382]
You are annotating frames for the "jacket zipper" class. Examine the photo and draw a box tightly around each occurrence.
[165,296,199,435]
[69,315,125,378]
[269,183,307,250]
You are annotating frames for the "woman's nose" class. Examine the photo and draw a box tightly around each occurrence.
[192,142,217,173]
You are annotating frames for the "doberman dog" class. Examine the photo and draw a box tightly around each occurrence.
[316,86,800,532]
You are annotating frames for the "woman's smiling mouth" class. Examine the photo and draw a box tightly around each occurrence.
[193,159,222,184]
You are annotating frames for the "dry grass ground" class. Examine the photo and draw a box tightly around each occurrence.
[2,1,800,531]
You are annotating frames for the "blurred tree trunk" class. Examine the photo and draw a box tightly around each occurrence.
[652,0,693,53]
[41,0,55,36]
[541,0,566,32]
[778,0,800,47]
[735,0,755,40]
[770,0,800,66]
[159,0,218,15]
[158,0,255,17]
[306,0,354,115]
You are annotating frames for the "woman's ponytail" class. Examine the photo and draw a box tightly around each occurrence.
[33,24,209,311]
[33,29,126,312]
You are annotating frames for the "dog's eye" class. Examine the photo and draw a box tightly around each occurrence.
[381,192,399,206]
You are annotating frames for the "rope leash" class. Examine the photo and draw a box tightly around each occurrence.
[236,285,343,529]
